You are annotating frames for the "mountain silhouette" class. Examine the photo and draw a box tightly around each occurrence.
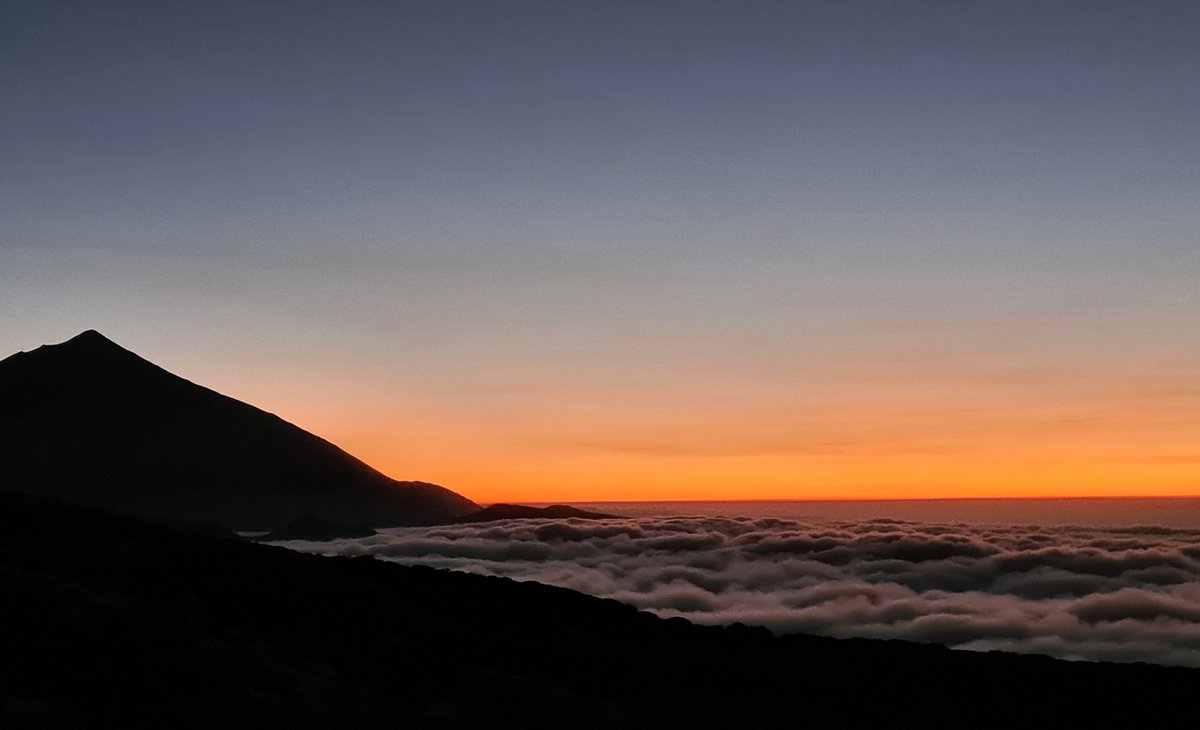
[0,330,478,529]
[450,503,617,523]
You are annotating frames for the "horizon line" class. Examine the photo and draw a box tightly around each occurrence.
[508,492,1200,504]
[510,494,1200,505]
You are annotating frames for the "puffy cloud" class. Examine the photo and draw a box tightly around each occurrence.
[270,514,1200,667]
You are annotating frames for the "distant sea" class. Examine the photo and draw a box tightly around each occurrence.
[553,497,1200,527]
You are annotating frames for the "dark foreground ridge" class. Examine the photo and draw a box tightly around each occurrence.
[2,489,1195,730]
[257,515,377,541]
[449,502,618,523]
[0,331,478,529]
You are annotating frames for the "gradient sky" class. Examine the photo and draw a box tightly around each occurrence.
[3,1,1198,502]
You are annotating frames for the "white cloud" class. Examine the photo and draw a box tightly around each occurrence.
[270,515,1200,666]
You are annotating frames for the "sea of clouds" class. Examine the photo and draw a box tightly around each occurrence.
[273,515,1200,667]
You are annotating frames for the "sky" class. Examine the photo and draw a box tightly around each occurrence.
[2,1,1198,503]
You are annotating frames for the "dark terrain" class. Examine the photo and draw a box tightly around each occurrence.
[0,331,477,529]
[257,515,377,541]
[449,502,617,523]
[3,488,1196,730]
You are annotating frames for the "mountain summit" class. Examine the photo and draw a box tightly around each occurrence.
[0,331,478,529]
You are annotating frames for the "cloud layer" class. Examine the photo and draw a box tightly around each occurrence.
[272,515,1200,667]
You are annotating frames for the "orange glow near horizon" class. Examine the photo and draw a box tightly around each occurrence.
[241,362,1200,505]
[187,333,1200,504]
[366,451,1200,505]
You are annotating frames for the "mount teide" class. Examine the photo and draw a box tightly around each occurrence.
[0,330,478,529]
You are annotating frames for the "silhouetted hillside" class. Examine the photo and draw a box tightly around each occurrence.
[449,503,617,523]
[0,331,477,529]
[259,515,376,541]
[1,489,1195,730]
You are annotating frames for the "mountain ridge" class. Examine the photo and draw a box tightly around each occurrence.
[0,330,478,529]
[450,503,618,523]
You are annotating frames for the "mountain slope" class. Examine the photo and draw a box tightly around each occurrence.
[3,488,1197,730]
[0,330,477,528]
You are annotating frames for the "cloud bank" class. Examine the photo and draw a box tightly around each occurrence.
[273,515,1200,667]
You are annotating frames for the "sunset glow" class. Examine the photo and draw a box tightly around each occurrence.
[3,2,1197,504]
[9,4,1200,719]
[238,357,1200,503]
